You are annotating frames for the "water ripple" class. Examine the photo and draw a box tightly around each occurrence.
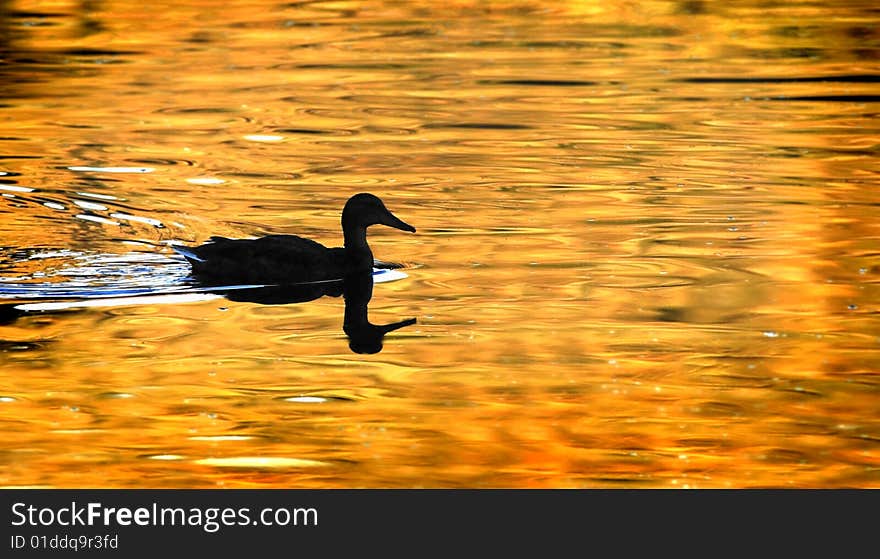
[0,249,192,300]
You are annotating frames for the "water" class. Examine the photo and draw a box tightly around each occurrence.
[0,0,878,488]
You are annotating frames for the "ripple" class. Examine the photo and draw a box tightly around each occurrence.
[479,79,600,87]
[274,127,357,136]
[155,106,238,114]
[73,200,108,211]
[194,457,329,468]
[429,225,554,236]
[284,396,329,403]
[0,250,195,301]
[361,125,417,135]
[14,293,221,311]
[186,177,226,185]
[51,429,106,435]
[76,191,119,201]
[61,48,141,57]
[0,185,34,193]
[188,435,254,441]
[422,122,533,130]
[679,74,880,84]
[96,392,135,400]
[129,158,197,167]
[109,213,164,227]
[75,214,119,226]
[586,259,705,289]
[68,166,155,173]
[360,106,455,121]
[272,387,382,402]
[337,93,463,107]
[773,95,880,103]
[242,134,284,142]
[321,176,385,186]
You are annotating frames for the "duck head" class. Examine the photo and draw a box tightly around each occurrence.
[341,193,416,234]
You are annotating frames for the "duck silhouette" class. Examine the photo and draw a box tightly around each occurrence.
[341,271,416,354]
[172,193,416,285]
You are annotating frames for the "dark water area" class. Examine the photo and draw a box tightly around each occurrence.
[0,0,878,487]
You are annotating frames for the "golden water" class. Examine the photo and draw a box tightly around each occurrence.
[0,0,878,488]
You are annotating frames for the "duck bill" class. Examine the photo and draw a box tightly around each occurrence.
[380,317,417,334]
[382,211,416,233]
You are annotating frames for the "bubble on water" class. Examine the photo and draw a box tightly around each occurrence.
[762,331,779,338]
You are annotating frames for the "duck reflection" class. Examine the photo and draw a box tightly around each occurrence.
[0,267,416,354]
[342,272,416,354]
[218,271,416,354]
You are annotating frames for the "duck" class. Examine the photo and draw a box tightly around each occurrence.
[173,193,416,285]
[342,271,416,354]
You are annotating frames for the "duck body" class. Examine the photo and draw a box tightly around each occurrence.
[174,193,415,286]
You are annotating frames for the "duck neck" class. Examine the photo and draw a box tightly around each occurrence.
[343,225,373,271]
[343,272,373,331]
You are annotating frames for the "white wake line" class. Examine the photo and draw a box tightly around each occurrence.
[16,293,223,311]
